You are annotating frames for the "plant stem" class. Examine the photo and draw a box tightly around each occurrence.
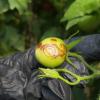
[66,56,78,69]
[56,68,81,85]
[68,52,97,72]
[56,68,100,85]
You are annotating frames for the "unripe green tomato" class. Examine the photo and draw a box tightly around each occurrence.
[35,37,67,68]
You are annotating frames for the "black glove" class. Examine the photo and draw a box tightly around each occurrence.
[0,48,74,100]
[1,33,97,100]
[24,70,73,100]
[0,48,37,100]
[68,34,100,61]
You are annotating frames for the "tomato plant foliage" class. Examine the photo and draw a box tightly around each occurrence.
[62,0,100,32]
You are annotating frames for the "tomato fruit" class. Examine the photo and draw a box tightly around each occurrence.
[35,37,67,68]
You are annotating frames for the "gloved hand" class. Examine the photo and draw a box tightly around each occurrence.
[68,34,100,61]
[0,48,36,100]
[24,70,73,100]
[0,47,73,100]
[1,33,99,100]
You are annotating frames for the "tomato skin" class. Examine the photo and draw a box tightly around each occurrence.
[35,37,67,68]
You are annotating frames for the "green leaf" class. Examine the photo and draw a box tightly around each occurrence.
[66,18,80,30]
[66,15,93,30]
[62,0,100,21]
[0,0,9,14]
[8,0,29,14]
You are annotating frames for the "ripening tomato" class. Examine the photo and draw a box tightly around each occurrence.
[35,37,67,68]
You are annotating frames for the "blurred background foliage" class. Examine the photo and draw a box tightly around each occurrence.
[0,0,100,100]
[0,0,100,56]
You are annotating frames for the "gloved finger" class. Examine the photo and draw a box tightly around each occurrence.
[24,70,42,99]
[0,47,38,78]
[0,63,9,76]
[25,70,61,100]
[47,79,73,100]
[66,34,100,61]
[25,70,73,100]
[41,86,61,100]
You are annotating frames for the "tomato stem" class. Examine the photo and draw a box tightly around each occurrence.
[68,52,97,72]
[56,68,100,85]
[66,57,78,69]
